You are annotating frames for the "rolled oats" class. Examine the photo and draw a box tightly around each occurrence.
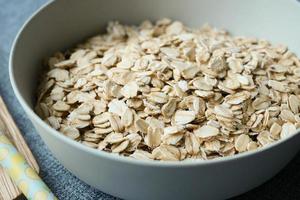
[235,134,251,152]
[174,110,196,125]
[36,19,300,161]
[61,126,80,140]
[52,101,70,112]
[194,125,220,138]
[281,123,297,138]
[145,126,162,148]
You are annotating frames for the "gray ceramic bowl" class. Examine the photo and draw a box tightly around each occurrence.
[9,0,300,199]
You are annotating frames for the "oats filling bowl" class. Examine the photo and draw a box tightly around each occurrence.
[9,0,300,199]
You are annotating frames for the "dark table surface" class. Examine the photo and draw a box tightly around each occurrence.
[0,0,300,199]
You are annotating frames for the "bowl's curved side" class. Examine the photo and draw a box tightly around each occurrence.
[9,0,300,199]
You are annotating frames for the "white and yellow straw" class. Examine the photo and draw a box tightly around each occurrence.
[0,119,58,200]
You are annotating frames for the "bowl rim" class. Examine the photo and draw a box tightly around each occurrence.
[9,0,300,167]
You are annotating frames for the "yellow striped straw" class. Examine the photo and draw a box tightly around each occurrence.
[0,121,58,200]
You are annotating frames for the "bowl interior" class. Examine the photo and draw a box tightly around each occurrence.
[11,0,300,114]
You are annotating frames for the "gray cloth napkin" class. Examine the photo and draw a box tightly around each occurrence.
[0,0,299,199]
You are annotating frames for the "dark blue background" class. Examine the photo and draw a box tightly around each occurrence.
[0,0,299,199]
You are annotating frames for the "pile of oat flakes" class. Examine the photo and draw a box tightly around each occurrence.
[35,19,300,161]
